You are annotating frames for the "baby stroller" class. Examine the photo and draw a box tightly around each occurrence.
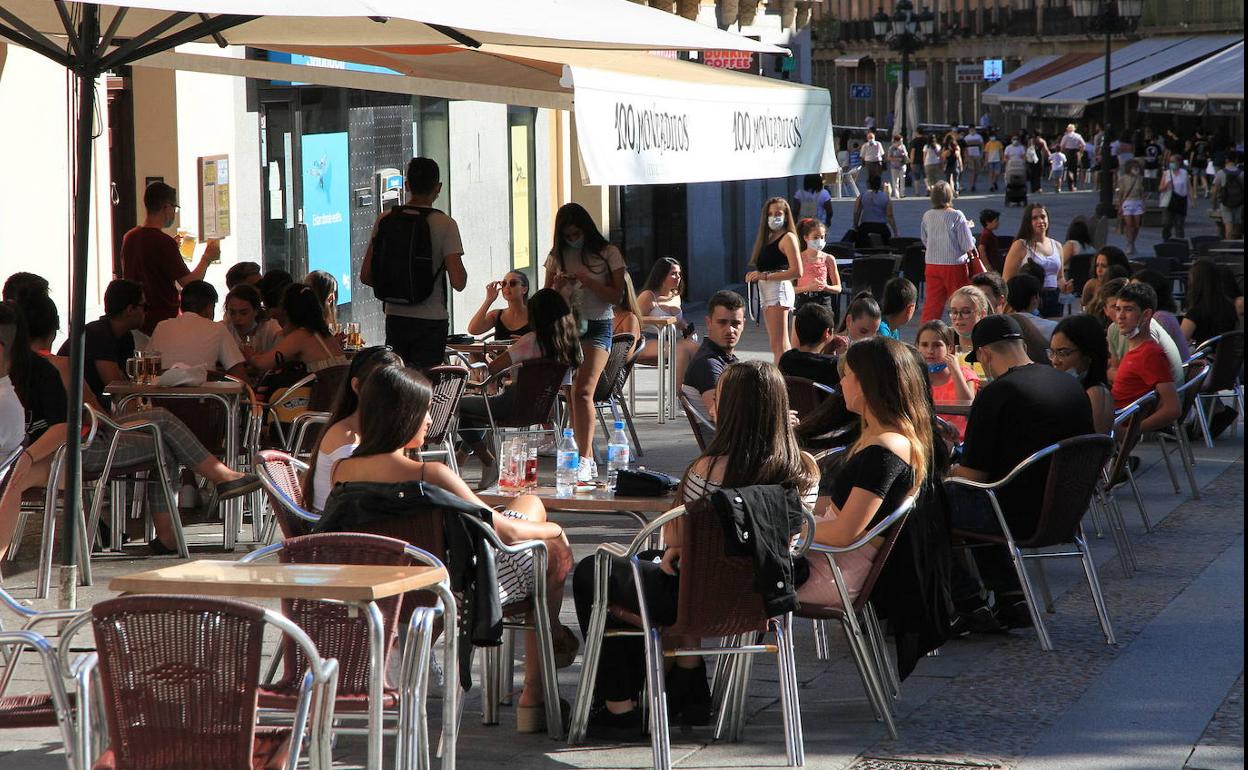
[1004,157,1028,207]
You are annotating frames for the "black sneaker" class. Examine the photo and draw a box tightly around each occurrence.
[950,605,1007,637]
[670,663,711,727]
[1209,404,1239,439]
[587,703,642,739]
[993,598,1035,629]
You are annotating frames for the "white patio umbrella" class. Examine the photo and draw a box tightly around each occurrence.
[0,0,781,686]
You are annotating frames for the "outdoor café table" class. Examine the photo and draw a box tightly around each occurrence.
[636,315,679,423]
[934,400,973,417]
[105,380,249,549]
[478,485,676,547]
[111,559,457,770]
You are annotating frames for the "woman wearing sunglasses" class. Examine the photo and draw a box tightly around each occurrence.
[467,270,532,341]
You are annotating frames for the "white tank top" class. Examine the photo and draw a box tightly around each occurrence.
[1024,238,1063,289]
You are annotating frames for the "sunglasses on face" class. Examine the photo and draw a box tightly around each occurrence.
[504,280,525,288]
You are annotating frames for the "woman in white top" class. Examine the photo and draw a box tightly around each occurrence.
[544,203,626,483]
[745,197,804,364]
[222,284,283,357]
[303,346,404,512]
[791,174,834,228]
[636,257,701,385]
[1002,204,1072,318]
[918,181,979,323]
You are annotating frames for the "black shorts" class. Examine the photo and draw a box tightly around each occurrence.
[385,315,449,370]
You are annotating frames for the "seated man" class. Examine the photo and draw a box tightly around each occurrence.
[1005,274,1057,338]
[949,315,1094,629]
[57,279,145,406]
[1110,282,1180,433]
[148,280,247,378]
[971,271,1052,365]
[1104,280,1184,386]
[683,290,744,421]
[878,277,917,340]
[779,302,842,388]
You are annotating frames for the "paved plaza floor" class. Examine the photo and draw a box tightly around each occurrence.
[0,188,1241,769]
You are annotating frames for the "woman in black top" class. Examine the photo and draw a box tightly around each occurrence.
[797,336,932,609]
[744,196,803,363]
[1181,258,1239,347]
[466,270,531,341]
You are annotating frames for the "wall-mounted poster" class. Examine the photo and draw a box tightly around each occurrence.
[197,155,231,240]
[301,132,351,303]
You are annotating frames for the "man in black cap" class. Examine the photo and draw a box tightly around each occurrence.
[948,314,1094,631]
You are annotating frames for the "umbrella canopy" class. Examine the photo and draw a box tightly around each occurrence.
[137,43,839,184]
[1138,41,1244,116]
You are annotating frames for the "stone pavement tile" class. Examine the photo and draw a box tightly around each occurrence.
[857,459,1245,768]
[1184,674,1244,770]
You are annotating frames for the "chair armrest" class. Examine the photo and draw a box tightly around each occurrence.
[790,507,819,556]
[456,513,548,558]
[594,542,630,559]
[806,495,915,555]
[238,542,285,563]
[268,373,318,410]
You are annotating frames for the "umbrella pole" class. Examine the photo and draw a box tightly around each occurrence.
[60,6,100,609]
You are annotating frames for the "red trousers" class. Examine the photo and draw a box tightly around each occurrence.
[921,262,971,323]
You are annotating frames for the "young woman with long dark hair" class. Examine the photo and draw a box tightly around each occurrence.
[245,283,346,375]
[745,196,803,363]
[1049,314,1114,434]
[1181,258,1239,346]
[636,257,700,384]
[1002,204,1072,318]
[466,270,531,341]
[545,203,626,482]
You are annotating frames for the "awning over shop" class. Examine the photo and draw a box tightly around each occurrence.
[997,35,1241,117]
[835,54,868,67]
[139,43,840,185]
[1138,42,1244,116]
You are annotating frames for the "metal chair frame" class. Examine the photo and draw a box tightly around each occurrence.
[947,435,1117,652]
[254,450,320,544]
[421,365,471,474]
[0,629,78,770]
[1152,363,1208,500]
[1188,331,1245,448]
[476,359,570,469]
[594,334,645,458]
[678,387,716,452]
[241,536,458,770]
[59,598,340,770]
[569,504,816,769]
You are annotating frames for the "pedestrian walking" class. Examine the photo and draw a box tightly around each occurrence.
[919,181,981,323]
[861,130,886,185]
[792,173,835,229]
[941,136,962,196]
[1159,154,1192,241]
[853,175,898,249]
[984,132,1005,192]
[887,134,910,198]
[1058,123,1086,192]
[1115,159,1146,256]
[1047,143,1066,193]
[963,125,985,192]
[1026,136,1049,194]
[1212,152,1243,240]
[922,134,943,196]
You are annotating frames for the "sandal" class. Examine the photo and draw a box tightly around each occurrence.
[516,698,570,734]
[552,624,579,668]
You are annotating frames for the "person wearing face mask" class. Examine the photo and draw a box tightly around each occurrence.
[1115,159,1146,255]
[792,218,842,316]
[1158,153,1191,241]
[745,197,803,363]
[1109,282,1180,434]
[947,314,1093,628]
[121,181,220,335]
[915,320,978,438]
[1048,314,1114,434]
[1102,280,1185,386]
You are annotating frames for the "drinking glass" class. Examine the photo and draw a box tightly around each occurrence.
[524,438,538,490]
[178,232,197,261]
[145,351,163,385]
[498,438,517,491]
[125,357,140,381]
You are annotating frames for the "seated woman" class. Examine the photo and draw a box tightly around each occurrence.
[458,289,583,487]
[1181,258,1239,347]
[797,336,930,610]
[16,292,103,412]
[1049,314,1115,435]
[612,273,643,347]
[915,320,979,438]
[303,346,404,512]
[635,257,701,386]
[246,284,347,397]
[839,292,883,344]
[326,365,575,733]
[466,271,531,341]
[0,302,259,556]
[948,285,993,378]
[304,270,339,329]
[572,360,818,734]
[1079,246,1131,311]
[222,283,282,355]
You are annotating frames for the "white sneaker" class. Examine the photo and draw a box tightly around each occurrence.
[577,456,598,483]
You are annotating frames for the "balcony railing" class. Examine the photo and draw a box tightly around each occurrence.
[1140,0,1243,27]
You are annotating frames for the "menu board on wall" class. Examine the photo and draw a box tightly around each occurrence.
[197,154,231,240]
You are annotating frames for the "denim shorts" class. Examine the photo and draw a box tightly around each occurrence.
[581,318,613,351]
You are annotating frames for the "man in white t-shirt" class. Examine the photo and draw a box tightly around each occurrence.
[860,130,886,184]
[1058,124,1086,191]
[963,127,985,192]
[362,157,467,369]
[1003,136,1027,180]
[148,281,248,379]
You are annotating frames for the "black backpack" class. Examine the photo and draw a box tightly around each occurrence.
[368,206,445,305]
[1223,170,1244,210]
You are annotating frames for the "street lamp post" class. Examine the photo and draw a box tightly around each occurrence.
[1072,0,1143,218]
[873,0,937,144]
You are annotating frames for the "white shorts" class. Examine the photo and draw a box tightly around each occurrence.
[1121,200,1145,217]
[757,279,795,309]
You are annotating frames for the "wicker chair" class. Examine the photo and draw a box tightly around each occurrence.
[254,450,319,543]
[783,376,836,418]
[1153,361,1208,500]
[797,495,917,739]
[569,500,815,768]
[241,533,454,770]
[947,434,1117,651]
[678,386,716,451]
[60,595,339,770]
[0,627,77,770]
[1190,331,1244,447]
[421,365,470,473]
[591,334,640,458]
[476,358,570,464]
[1094,399,1149,579]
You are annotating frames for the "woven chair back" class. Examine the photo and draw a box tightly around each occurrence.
[593,334,636,403]
[90,595,267,770]
[424,365,470,446]
[495,359,569,429]
[256,450,314,538]
[1023,434,1115,548]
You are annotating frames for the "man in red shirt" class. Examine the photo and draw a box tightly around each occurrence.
[1111,282,1180,432]
[121,182,217,335]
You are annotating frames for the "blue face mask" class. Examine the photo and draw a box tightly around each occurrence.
[927,362,948,374]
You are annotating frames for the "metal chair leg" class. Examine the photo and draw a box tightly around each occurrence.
[774,615,805,767]
[1176,427,1201,499]
[1076,529,1117,645]
[865,604,900,699]
[498,628,515,706]
[481,646,500,725]
[1156,433,1182,494]
[1034,560,1055,614]
[1193,396,1215,448]
[643,628,672,770]
[1010,547,1053,651]
[1124,463,1154,533]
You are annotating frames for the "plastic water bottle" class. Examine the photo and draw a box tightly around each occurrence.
[555,429,579,497]
[607,420,631,492]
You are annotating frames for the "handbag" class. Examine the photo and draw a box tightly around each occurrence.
[614,468,679,497]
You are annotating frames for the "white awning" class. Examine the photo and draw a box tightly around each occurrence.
[835,54,868,67]
[3,0,786,52]
[138,43,841,185]
[980,55,1058,105]
[997,35,1241,117]
[1139,41,1244,116]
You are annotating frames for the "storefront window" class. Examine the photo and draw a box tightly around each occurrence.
[508,107,539,283]
[412,97,451,214]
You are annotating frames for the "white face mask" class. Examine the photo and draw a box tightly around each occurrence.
[768,215,786,231]
[807,237,826,253]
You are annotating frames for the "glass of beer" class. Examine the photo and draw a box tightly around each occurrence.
[125,356,140,382]
[177,231,197,261]
[145,351,163,385]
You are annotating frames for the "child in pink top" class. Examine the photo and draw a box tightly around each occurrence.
[916,320,979,438]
